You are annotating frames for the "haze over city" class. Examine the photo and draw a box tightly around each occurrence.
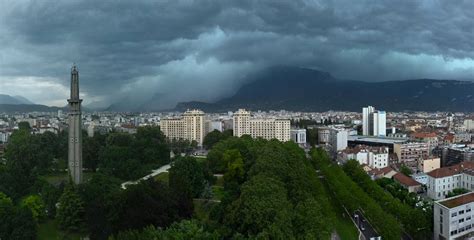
[1,0,473,108]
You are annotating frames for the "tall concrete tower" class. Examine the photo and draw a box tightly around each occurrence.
[68,64,83,184]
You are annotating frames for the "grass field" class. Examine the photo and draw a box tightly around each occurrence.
[154,172,170,183]
[37,220,85,240]
[40,172,95,185]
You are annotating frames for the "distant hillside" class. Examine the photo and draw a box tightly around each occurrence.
[0,94,33,105]
[175,66,474,112]
[0,104,65,113]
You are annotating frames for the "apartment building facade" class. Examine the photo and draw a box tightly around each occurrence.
[394,142,429,168]
[160,109,205,146]
[427,162,474,200]
[233,109,290,142]
[339,145,389,169]
[434,192,474,240]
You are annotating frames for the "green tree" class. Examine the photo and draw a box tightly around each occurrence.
[0,192,36,240]
[293,199,332,239]
[223,149,245,185]
[169,156,205,198]
[56,182,85,232]
[226,175,293,238]
[114,180,191,232]
[400,164,413,176]
[18,121,31,131]
[20,194,45,222]
[446,188,469,198]
[110,220,220,240]
[79,173,122,239]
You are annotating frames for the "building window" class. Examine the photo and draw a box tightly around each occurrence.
[460,210,465,215]
[452,212,458,217]
[459,218,465,223]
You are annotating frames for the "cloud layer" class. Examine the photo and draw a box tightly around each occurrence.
[0,0,473,107]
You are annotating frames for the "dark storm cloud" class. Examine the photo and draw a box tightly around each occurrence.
[0,0,473,107]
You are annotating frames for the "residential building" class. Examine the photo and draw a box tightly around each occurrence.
[393,142,429,168]
[412,172,429,185]
[329,127,348,152]
[418,157,441,173]
[362,106,386,137]
[233,109,290,142]
[393,173,422,193]
[368,166,397,180]
[465,119,474,132]
[290,129,306,145]
[434,192,474,240]
[427,162,474,200]
[339,145,389,169]
[411,132,439,153]
[317,126,330,144]
[160,109,205,146]
[442,145,474,167]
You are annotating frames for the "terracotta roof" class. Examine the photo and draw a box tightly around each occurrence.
[427,162,474,178]
[380,166,395,174]
[439,192,474,208]
[444,134,455,141]
[412,132,437,138]
[393,173,421,187]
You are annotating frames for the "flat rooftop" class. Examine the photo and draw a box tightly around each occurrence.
[348,135,408,144]
[439,192,474,209]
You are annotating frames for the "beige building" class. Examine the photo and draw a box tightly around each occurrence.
[394,142,429,168]
[233,109,290,142]
[418,156,441,173]
[160,109,205,146]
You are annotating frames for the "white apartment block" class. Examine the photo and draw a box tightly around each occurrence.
[340,146,389,169]
[329,127,348,152]
[290,129,306,145]
[0,131,10,143]
[233,109,290,142]
[160,109,205,146]
[362,106,386,137]
[465,119,474,131]
[427,162,474,200]
[434,192,474,240]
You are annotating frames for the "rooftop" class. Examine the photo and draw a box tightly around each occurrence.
[348,135,408,144]
[439,192,474,209]
[393,173,422,187]
[427,162,474,178]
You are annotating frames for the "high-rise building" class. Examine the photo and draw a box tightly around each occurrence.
[233,109,290,142]
[362,106,386,137]
[160,109,205,146]
[68,65,83,184]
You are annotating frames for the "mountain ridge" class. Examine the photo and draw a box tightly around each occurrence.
[175,66,474,112]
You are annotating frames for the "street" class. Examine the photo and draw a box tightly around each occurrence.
[352,210,380,240]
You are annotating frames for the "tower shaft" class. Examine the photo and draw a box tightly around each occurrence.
[68,65,83,184]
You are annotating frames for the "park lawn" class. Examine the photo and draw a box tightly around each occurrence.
[154,172,169,183]
[40,172,95,185]
[193,199,219,222]
[211,186,225,201]
[37,219,84,240]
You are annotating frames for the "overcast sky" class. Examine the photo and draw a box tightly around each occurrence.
[0,0,473,107]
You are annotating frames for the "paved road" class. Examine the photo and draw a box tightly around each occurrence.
[121,163,171,189]
[352,210,380,240]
